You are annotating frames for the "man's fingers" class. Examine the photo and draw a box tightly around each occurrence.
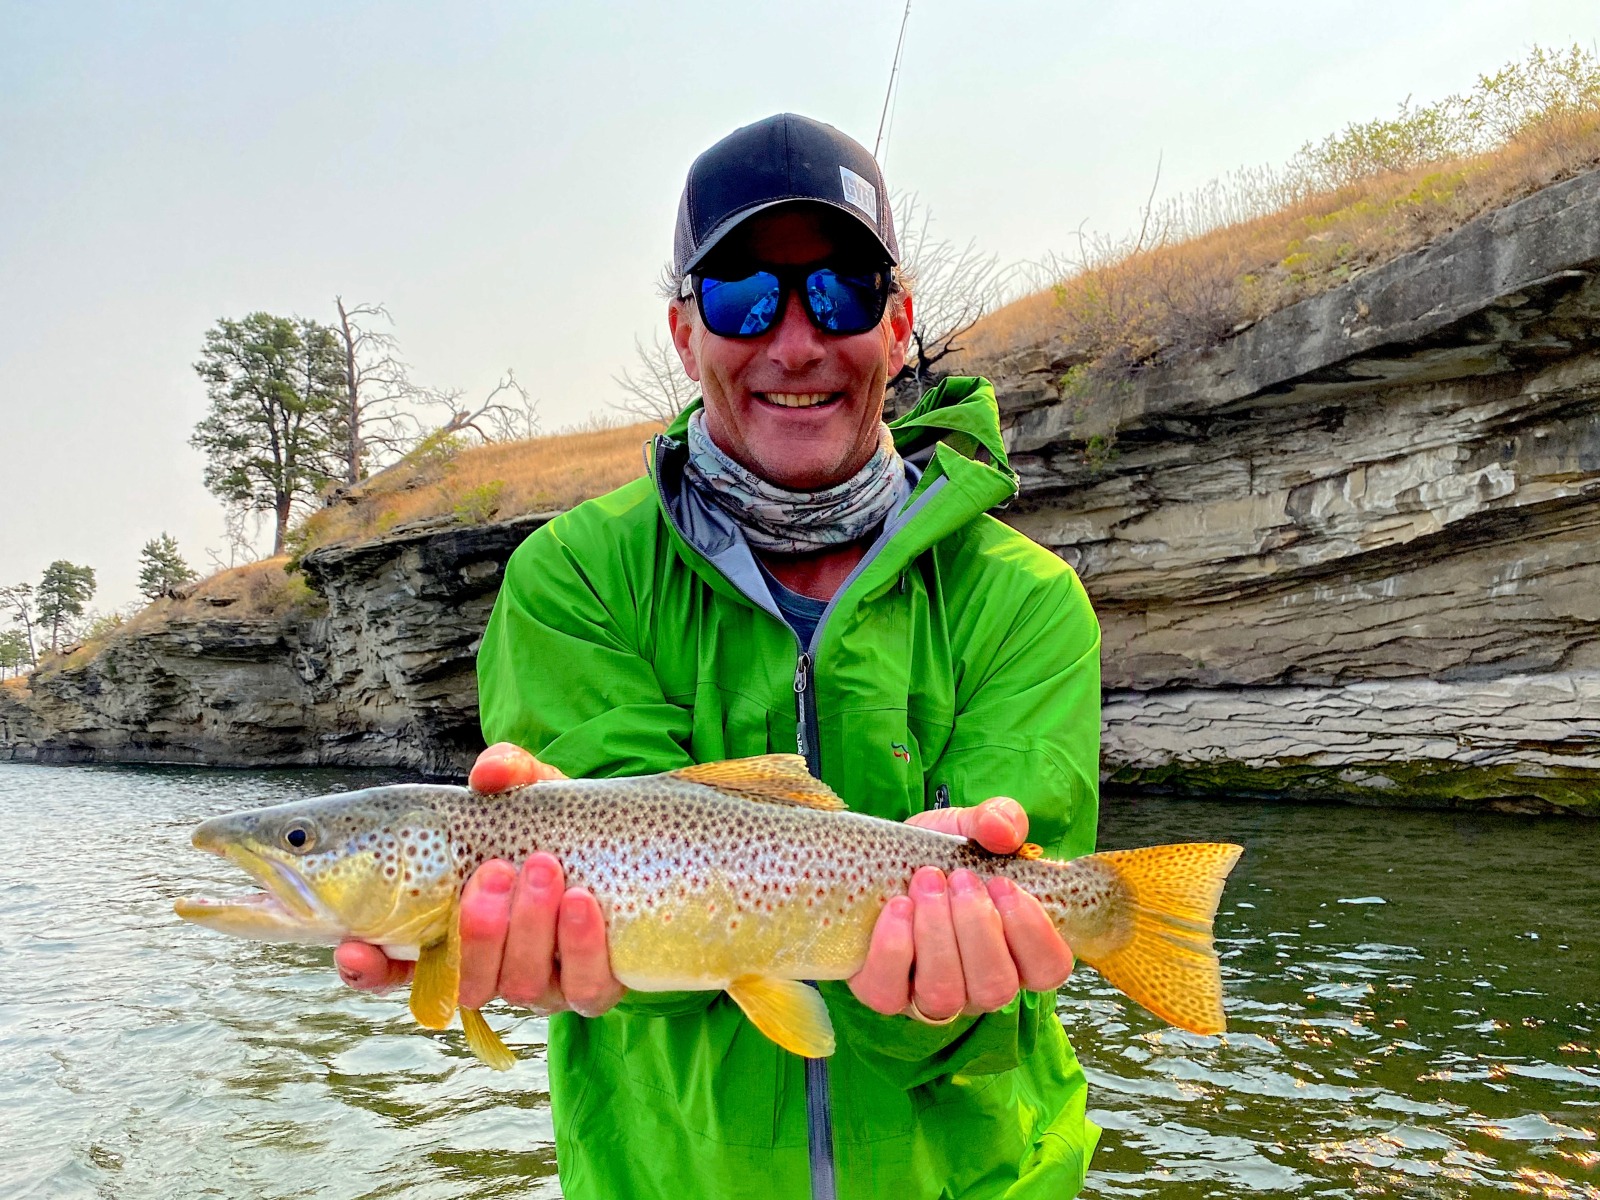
[948,870,1019,1012]
[988,877,1075,991]
[469,742,567,793]
[555,888,622,1017]
[497,854,564,1009]
[905,797,1028,855]
[335,940,413,992]
[908,868,965,1021]
[847,896,915,1015]
[456,859,517,1010]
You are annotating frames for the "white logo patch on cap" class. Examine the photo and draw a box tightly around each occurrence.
[839,166,878,220]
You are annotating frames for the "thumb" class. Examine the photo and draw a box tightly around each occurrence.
[908,797,1027,853]
[470,741,566,792]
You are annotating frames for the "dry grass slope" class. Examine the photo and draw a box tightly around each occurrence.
[955,48,1600,377]
[292,419,663,555]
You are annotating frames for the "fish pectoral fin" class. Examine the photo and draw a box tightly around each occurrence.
[460,1006,517,1071]
[409,908,461,1031]
[725,976,836,1058]
[669,755,846,811]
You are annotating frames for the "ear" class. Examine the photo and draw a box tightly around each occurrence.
[885,291,913,378]
[667,300,702,383]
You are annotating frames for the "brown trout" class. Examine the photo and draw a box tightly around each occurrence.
[176,754,1242,1069]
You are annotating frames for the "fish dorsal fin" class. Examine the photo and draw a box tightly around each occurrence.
[726,976,836,1057]
[410,903,461,1031]
[668,755,845,811]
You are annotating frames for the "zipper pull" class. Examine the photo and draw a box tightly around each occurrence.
[934,783,950,810]
[794,652,811,694]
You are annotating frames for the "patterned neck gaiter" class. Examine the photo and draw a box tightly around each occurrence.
[682,408,910,554]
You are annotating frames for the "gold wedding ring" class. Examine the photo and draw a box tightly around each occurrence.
[905,997,962,1026]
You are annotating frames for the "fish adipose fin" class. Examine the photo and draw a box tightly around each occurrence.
[726,976,837,1057]
[410,905,462,1031]
[460,1006,517,1070]
[1077,842,1244,1036]
[670,755,846,811]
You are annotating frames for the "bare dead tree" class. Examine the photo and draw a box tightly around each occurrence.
[0,583,38,668]
[436,371,541,442]
[204,507,264,573]
[892,193,1010,389]
[613,332,695,424]
[332,297,443,483]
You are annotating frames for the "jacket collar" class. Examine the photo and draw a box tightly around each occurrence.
[652,377,1016,610]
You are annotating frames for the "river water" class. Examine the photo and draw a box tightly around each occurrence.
[2,762,1596,1199]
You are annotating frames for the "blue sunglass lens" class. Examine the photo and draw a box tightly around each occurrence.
[700,272,783,337]
[805,269,884,333]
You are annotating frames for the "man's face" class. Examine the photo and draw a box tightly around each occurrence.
[668,207,913,492]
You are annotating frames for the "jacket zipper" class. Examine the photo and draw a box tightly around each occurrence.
[793,647,834,1200]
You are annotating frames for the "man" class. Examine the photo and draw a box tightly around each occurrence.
[338,113,1103,1198]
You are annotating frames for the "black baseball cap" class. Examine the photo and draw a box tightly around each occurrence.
[673,113,899,277]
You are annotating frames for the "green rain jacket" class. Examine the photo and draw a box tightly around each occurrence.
[477,377,1103,1199]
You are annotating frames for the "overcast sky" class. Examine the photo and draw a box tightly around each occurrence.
[2,1,1596,611]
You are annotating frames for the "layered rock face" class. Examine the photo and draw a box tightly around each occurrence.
[6,513,554,776]
[990,169,1600,814]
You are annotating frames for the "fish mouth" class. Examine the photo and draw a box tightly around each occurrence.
[176,830,344,941]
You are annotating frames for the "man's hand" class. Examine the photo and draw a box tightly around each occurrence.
[847,797,1075,1022]
[335,742,625,1018]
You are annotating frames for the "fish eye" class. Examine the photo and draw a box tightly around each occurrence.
[283,823,315,853]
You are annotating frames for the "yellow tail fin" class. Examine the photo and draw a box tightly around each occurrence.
[1077,842,1243,1036]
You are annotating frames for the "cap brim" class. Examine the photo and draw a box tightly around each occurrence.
[682,197,899,274]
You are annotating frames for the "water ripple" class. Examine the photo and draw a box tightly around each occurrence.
[3,763,1598,1198]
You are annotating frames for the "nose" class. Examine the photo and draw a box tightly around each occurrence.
[765,285,826,373]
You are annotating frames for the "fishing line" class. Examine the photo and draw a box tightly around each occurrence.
[874,0,912,166]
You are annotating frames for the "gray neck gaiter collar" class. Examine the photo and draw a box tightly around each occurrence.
[682,408,910,554]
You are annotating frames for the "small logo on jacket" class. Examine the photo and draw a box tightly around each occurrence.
[890,742,911,763]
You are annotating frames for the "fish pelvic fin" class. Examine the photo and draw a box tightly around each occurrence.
[726,976,836,1058]
[410,904,461,1031]
[460,1006,517,1071]
[669,755,846,811]
[1075,842,1243,1036]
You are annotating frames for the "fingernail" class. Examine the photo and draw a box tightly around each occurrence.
[914,868,946,897]
[949,870,981,896]
[483,866,515,895]
[527,859,558,890]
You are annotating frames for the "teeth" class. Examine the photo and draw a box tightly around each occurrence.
[763,393,833,408]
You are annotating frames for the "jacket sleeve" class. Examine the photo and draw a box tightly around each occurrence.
[825,562,1102,1088]
[477,517,717,1019]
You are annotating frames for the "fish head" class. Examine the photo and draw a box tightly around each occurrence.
[175,784,462,949]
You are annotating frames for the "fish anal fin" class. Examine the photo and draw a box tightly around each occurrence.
[726,976,836,1058]
[410,905,461,1031]
[669,755,845,811]
[1017,842,1045,860]
[460,1006,517,1071]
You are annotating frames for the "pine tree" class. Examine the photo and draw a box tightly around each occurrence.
[35,561,96,653]
[138,533,197,599]
[190,313,345,555]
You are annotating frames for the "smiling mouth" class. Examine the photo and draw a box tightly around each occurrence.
[755,391,841,409]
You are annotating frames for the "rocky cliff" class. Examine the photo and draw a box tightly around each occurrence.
[6,170,1599,812]
[3,513,554,776]
[990,167,1600,814]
